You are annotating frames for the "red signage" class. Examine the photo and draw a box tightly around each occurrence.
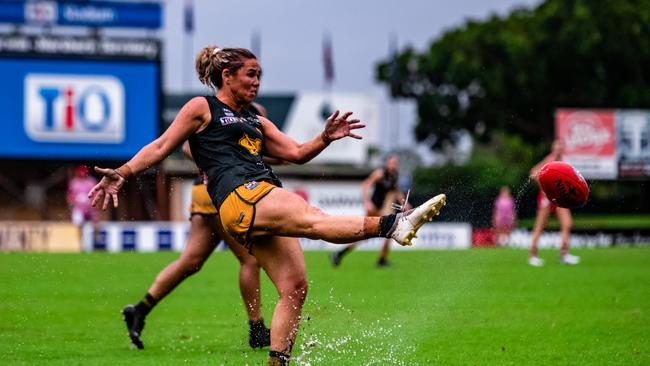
[556,109,616,156]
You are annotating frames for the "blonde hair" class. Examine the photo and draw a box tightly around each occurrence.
[195,45,256,90]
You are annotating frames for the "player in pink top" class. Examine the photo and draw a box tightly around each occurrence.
[67,165,99,240]
[492,186,516,245]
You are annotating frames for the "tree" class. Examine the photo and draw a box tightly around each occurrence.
[376,0,650,149]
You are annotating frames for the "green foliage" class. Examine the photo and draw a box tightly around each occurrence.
[377,0,650,148]
[413,133,537,198]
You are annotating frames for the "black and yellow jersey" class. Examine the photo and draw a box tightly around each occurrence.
[188,96,281,208]
[371,168,398,208]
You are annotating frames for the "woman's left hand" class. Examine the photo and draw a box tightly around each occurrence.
[321,110,365,144]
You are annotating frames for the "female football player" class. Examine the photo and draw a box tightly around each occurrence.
[528,140,580,266]
[90,45,446,365]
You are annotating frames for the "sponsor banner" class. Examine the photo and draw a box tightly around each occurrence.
[82,221,190,252]
[82,221,472,252]
[24,74,124,143]
[556,109,617,179]
[0,57,159,159]
[506,228,650,249]
[556,108,650,179]
[0,34,161,60]
[83,224,650,252]
[617,110,650,178]
[0,221,80,252]
[0,1,162,29]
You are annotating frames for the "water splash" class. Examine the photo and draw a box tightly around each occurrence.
[514,177,534,205]
[292,290,416,365]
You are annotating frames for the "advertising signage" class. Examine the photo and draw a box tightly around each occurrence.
[0,1,162,29]
[556,109,650,179]
[0,34,160,160]
[0,34,160,60]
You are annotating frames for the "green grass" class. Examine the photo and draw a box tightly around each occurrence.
[1,248,649,365]
[518,214,650,230]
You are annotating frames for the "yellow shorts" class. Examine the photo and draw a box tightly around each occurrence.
[189,183,218,216]
[219,181,276,251]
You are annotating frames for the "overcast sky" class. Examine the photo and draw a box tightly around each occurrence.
[160,0,542,150]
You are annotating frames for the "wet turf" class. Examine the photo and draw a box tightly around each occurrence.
[1,247,649,365]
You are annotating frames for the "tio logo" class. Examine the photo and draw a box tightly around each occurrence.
[24,74,124,143]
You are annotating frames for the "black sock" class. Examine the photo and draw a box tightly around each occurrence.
[268,350,290,366]
[378,214,397,237]
[135,293,157,316]
[250,318,266,331]
[338,246,352,257]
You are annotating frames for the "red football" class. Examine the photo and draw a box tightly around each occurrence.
[538,162,589,209]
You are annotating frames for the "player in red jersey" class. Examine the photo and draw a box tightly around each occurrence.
[528,140,580,267]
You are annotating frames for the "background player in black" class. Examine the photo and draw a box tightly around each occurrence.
[120,102,272,350]
[331,154,409,267]
[89,46,445,365]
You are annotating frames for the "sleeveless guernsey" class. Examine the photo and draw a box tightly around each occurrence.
[188,96,281,208]
[370,168,398,208]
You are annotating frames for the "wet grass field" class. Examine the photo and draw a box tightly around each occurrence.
[1,247,649,365]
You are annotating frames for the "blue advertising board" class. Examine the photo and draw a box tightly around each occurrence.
[0,1,162,29]
[0,57,159,160]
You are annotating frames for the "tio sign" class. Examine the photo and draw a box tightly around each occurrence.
[24,74,125,143]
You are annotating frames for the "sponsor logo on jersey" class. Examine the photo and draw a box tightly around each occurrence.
[244,181,260,190]
[24,73,124,143]
[222,108,234,117]
[238,133,262,155]
[219,115,260,126]
[220,116,246,125]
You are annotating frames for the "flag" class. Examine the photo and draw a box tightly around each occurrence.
[251,30,261,60]
[184,0,194,34]
[322,33,334,83]
[388,33,400,96]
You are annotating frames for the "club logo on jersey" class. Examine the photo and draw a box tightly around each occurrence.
[222,108,235,117]
[239,133,262,155]
[24,73,124,143]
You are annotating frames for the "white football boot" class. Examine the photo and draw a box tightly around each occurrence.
[528,256,545,267]
[560,253,580,265]
[390,194,446,246]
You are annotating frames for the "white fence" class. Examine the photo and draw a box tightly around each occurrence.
[82,221,472,252]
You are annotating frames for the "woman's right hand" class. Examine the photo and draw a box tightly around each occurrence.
[88,166,127,210]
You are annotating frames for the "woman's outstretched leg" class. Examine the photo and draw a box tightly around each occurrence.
[254,188,445,246]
